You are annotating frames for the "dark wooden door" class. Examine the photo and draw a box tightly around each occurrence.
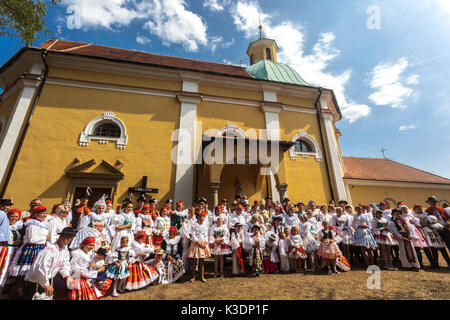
[73,187,113,208]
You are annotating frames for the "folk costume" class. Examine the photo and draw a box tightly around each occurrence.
[389,217,420,269]
[263,234,279,274]
[230,226,245,275]
[153,214,171,248]
[160,230,185,284]
[371,217,398,246]
[317,228,342,260]
[188,220,211,259]
[0,215,22,287]
[179,215,196,268]
[288,233,307,260]
[244,231,265,276]
[106,246,135,280]
[352,214,377,250]
[209,224,232,256]
[109,210,136,252]
[330,214,353,245]
[126,232,158,290]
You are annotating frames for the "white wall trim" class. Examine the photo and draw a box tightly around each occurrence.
[289,130,322,162]
[78,112,128,149]
[217,123,247,138]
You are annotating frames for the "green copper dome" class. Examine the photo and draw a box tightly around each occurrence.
[246,60,311,87]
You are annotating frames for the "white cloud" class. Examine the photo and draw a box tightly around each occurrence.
[368,57,419,109]
[399,124,416,132]
[136,34,151,45]
[210,37,235,52]
[231,0,371,123]
[436,0,450,13]
[64,0,209,52]
[203,0,227,12]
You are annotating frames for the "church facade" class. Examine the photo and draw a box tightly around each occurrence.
[0,36,449,210]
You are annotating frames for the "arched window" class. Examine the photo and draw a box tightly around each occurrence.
[289,130,322,161]
[78,112,128,149]
[294,139,313,153]
[266,48,272,60]
[93,122,121,138]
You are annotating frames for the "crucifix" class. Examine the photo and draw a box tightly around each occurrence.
[380,147,387,159]
[128,176,158,198]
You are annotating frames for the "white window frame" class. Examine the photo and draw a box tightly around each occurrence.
[217,123,247,138]
[78,112,128,149]
[289,130,322,161]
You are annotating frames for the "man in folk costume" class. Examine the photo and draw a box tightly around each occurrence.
[171,202,187,230]
[134,194,148,217]
[71,191,91,230]
[389,209,420,271]
[24,227,76,299]
[0,199,12,247]
[425,196,450,248]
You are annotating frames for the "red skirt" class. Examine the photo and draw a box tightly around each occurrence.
[70,278,101,300]
[153,235,163,248]
[125,262,158,290]
[263,259,278,274]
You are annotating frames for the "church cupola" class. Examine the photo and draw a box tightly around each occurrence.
[246,23,279,65]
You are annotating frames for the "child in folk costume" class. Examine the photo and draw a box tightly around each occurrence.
[399,205,430,270]
[288,226,307,273]
[231,222,245,276]
[209,216,232,278]
[278,231,290,273]
[90,248,111,297]
[8,206,50,279]
[0,209,22,297]
[413,205,450,268]
[146,248,166,285]
[180,208,197,271]
[244,224,265,277]
[352,206,377,267]
[371,210,398,270]
[171,202,188,230]
[299,214,320,272]
[188,210,211,282]
[317,221,342,275]
[110,200,136,252]
[330,207,353,263]
[69,237,104,300]
[263,233,279,274]
[153,206,171,248]
[106,236,135,297]
[126,231,158,290]
[160,227,185,284]
[389,209,420,271]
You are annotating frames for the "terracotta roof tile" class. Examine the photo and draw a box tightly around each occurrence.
[36,39,253,79]
[343,157,450,185]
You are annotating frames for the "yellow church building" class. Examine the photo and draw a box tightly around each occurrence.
[1,34,449,210]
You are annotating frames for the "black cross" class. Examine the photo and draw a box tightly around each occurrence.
[128,176,158,195]
[380,147,387,159]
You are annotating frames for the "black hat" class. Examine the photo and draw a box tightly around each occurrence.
[150,199,158,205]
[283,197,290,202]
[265,196,272,200]
[166,199,173,204]
[122,198,132,205]
[297,201,305,206]
[199,197,207,204]
[80,191,90,199]
[58,227,76,237]
[0,199,13,206]
[251,223,261,230]
[338,200,348,205]
[426,196,438,203]
[235,195,242,199]
[234,222,243,228]
[96,247,108,256]
[137,194,147,203]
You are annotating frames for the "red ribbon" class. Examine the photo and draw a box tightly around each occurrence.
[236,246,244,271]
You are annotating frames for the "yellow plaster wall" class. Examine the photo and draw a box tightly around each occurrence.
[49,67,182,92]
[198,85,262,101]
[348,184,450,208]
[277,95,315,108]
[3,83,180,210]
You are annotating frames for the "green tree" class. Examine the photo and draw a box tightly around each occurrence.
[0,0,61,46]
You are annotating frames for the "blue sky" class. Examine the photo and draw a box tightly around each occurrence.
[1,0,450,178]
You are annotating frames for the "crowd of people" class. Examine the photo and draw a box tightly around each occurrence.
[0,192,449,300]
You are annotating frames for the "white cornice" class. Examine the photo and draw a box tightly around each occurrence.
[261,104,283,114]
[344,178,450,190]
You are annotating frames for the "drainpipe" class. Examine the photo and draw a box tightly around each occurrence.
[315,87,335,202]
[0,49,49,198]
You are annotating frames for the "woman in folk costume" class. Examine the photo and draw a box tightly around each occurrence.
[399,205,430,270]
[425,196,450,248]
[278,231,290,273]
[330,207,353,263]
[299,213,320,272]
[125,231,158,290]
[209,216,232,278]
[389,209,420,271]
[0,209,22,297]
[317,221,342,275]
[160,227,185,283]
[188,209,211,282]
[371,210,398,270]
[244,224,265,277]
[288,226,307,273]
[8,206,50,279]
[69,219,109,252]
[351,205,377,267]
[103,199,114,228]
[110,199,136,252]
[69,237,104,300]
[179,208,196,271]
[210,206,229,231]
[135,205,154,238]
[263,232,279,274]
[48,205,70,243]
[413,205,450,268]
[153,206,171,248]
[79,196,109,230]
[171,202,188,230]
[231,222,245,276]
[106,236,135,297]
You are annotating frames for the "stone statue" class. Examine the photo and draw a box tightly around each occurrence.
[233,176,244,197]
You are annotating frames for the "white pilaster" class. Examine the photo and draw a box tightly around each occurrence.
[0,66,42,188]
[320,108,347,201]
[174,82,201,207]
